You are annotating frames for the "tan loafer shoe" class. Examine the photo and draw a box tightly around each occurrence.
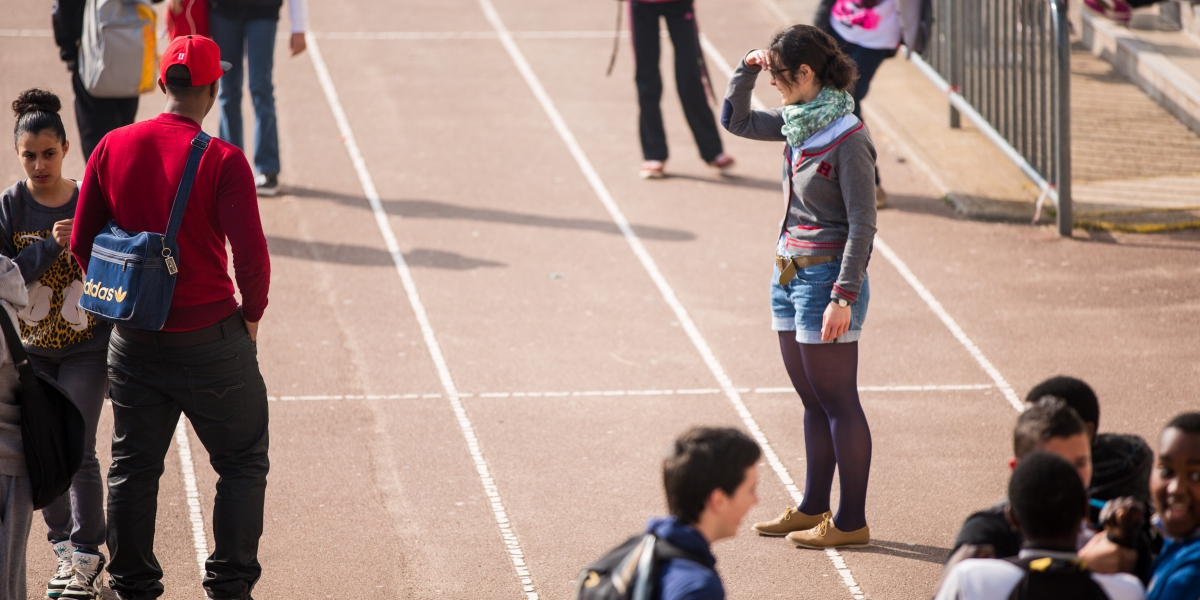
[786,519,870,549]
[875,185,888,209]
[752,507,831,537]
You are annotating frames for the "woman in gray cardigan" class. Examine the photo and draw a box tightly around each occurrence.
[721,25,878,550]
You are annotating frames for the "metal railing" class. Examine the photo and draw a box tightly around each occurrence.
[912,0,1072,236]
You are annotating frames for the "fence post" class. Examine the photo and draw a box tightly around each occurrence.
[1051,0,1072,236]
[949,0,962,128]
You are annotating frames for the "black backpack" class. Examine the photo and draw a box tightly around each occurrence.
[1003,556,1111,600]
[571,533,709,600]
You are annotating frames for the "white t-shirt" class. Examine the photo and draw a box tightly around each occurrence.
[935,552,1146,600]
[830,0,902,50]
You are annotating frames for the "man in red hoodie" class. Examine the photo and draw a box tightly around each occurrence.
[71,35,271,600]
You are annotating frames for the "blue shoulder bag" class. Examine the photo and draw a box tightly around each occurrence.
[79,131,209,331]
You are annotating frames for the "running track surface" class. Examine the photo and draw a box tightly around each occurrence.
[4,0,1199,598]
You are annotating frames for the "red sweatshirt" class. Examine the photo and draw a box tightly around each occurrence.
[72,113,270,332]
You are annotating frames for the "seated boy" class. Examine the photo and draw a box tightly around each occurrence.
[949,397,1093,560]
[1026,376,1153,506]
[935,451,1145,600]
[651,427,762,600]
[1029,377,1160,581]
[1146,412,1200,600]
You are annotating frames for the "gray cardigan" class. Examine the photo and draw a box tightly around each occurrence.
[720,57,877,303]
[0,256,29,477]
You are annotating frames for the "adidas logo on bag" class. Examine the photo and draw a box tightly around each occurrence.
[82,279,127,303]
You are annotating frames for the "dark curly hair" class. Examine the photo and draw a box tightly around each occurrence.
[767,24,858,93]
[12,88,67,148]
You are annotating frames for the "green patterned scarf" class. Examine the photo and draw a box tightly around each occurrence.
[781,87,856,147]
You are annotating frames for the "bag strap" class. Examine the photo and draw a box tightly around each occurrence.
[164,131,211,245]
[0,308,37,390]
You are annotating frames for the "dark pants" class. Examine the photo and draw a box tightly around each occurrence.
[31,350,108,553]
[105,322,269,600]
[631,0,724,162]
[830,28,894,185]
[71,69,138,162]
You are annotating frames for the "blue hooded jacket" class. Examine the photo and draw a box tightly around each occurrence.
[1148,527,1200,600]
[647,516,723,600]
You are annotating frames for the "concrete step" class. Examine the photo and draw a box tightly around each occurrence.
[1081,2,1200,137]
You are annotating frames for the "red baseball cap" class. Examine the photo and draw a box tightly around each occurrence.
[160,35,231,87]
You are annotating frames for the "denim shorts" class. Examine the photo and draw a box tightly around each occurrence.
[771,258,870,344]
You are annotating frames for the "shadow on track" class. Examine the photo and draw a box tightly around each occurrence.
[663,172,783,192]
[844,539,952,565]
[281,187,696,242]
[266,236,507,270]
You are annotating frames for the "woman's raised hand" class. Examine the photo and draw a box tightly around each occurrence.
[745,49,772,70]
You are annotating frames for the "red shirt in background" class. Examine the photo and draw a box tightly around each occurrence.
[72,113,270,332]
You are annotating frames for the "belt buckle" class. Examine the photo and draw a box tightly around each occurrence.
[776,256,797,285]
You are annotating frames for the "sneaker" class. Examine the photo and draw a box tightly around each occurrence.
[875,185,888,209]
[58,551,106,600]
[47,541,75,598]
[1083,0,1132,22]
[639,160,665,179]
[752,507,831,537]
[786,519,870,549]
[254,173,280,197]
[708,153,735,172]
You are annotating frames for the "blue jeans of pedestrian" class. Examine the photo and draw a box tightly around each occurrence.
[210,13,280,176]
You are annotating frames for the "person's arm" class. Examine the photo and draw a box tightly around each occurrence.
[216,156,270,336]
[831,134,877,304]
[288,0,307,56]
[11,231,67,285]
[71,146,112,275]
[720,51,786,142]
[51,0,87,65]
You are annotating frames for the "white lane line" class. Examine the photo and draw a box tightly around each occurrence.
[696,37,1022,413]
[306,34,538,600]
[174,416,210,581]
[0,29,53,37]
[474,1,862,598]
[873,241,1023,411]
[266,384,993,401]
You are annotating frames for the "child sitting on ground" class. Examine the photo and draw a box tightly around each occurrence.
[1146,412,1200,600]
[949,397,1094,560]
[935,451,1145,600]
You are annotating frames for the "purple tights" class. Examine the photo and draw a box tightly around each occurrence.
[778,332,872,532]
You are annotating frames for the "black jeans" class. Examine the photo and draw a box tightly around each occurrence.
[631,0,724,162]
[71,67,138,162]
[105,325,269,600]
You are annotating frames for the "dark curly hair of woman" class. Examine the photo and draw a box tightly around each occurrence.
[767,24,859,93]
[12,88,67,148]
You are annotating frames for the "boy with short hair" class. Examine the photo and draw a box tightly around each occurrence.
[935,452,1145,600]
[652,427,761,600]
[949,397,1093,560]
[1026,376,1154,505]
[1146,412,1200,600]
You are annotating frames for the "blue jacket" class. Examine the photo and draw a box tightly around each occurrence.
[647,517,723,600]
[1148,528,1200,600]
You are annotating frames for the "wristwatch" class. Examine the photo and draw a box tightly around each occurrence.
[831,297,849,308]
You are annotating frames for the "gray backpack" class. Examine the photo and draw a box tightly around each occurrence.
[79,0,158,99]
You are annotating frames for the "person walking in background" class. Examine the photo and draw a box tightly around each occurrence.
[71,36,271,600]
[51,0,144,161]
[3,89,112,600]
[0,256,30,600]
[722,25,877,549]
[818,0,926,208]
[166,0,210,39]
[209,0,307,197]
[630,0,734,179]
